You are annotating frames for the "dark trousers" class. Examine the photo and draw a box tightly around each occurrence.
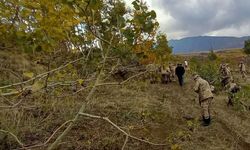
[177,75,183,86]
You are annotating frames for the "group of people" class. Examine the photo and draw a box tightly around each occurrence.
[158,62,187,86]
[147,60,247,127]
[219,62,247,106]
[193,61,247,126]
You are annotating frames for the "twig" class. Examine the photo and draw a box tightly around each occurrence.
[120,71,147,84]
[0,95,14,105]
[78,112,168,147]
[0,129,24,148]
[122,135,129,150]
[17,120,73,150]
[0,98,24,109]
[74,71,148,94]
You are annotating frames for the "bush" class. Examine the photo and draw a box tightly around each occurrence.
[190,57,221,90]
[208,50,217,61]
[244,39,250,55]
[234,84,250,111]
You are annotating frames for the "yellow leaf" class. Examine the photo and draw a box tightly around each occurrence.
[171,144,181,150]
[78,79,84,85]
[187,121,193,127]
[23,72,34,78]
[32,82,43,92]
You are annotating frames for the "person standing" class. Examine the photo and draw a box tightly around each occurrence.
[160,65,171,84]
[220,64,232,87]
[175,64,185,86]
[184,60,188,69]
[193,74,214,126]
[146,63,158,84]
[239,61,247,79]
[169,63,176,80]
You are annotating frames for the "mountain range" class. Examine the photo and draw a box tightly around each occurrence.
[169,36,250,53]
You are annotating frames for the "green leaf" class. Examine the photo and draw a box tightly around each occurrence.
[150,10,156,19]
[132,1,140,10]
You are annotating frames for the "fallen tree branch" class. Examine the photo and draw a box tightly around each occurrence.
[78,112,168,148]
[0,57,84,89]
[47,33,115,150]
[73,71,148,95]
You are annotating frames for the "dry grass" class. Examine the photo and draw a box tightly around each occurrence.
[0,50,250,150]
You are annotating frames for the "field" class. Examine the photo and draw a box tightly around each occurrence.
[0,49,250,150]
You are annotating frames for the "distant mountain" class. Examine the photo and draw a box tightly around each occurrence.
[169,36,250,53]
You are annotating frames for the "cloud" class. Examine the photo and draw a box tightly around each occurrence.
[125,0,250,39]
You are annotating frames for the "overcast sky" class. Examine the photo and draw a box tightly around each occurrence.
[125,0,250,40]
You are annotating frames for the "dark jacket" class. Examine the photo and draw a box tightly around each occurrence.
[175,65,185,77]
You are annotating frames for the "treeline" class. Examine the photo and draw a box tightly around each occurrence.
[0,0,172,65]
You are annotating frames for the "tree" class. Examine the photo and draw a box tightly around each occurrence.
[208,50,217,61]
[244,39,250,55]
[0,1,172,149]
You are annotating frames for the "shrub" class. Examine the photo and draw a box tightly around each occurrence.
[208,50,217,61]
[190,57,221,90]
[243,39,250,55]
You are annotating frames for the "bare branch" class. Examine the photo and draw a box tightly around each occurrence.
[0,98,24,109]
[0,95,14,105]
[0,57,85,89]
[78,112,168,147]
[122,135,129,150]
[47,33,115,150]
[17,120,73,150]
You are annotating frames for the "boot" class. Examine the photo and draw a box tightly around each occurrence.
[202,117,211,126]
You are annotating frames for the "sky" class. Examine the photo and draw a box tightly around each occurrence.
[124,0,250,40]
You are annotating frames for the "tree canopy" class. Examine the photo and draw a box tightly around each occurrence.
[0,0,172,64]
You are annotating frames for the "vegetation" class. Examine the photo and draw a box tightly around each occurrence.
[0,1,250,150]
[243,39,250,55]
[0,0,174,149]
[190,57,220,83]
[208,50,217,61]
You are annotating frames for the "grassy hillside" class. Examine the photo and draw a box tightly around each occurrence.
[0,50,250,150]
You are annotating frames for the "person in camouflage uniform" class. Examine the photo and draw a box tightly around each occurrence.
[160,65,171,84]
[169,63,176,80]
[219,64,232,87]
[225,81,241,106]
[193,74,214,126]
[146,63,159,84]
[239,61,247,79]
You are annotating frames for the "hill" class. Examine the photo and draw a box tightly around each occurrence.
[169,36,250,53]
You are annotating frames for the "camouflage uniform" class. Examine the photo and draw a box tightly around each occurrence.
[220,64,232,87]
[146,64,158,83]
[225,82,241,106]
[169,63,175,79]
[239,62,247,79]
[194,75,214,126]
[160,66,171,84]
